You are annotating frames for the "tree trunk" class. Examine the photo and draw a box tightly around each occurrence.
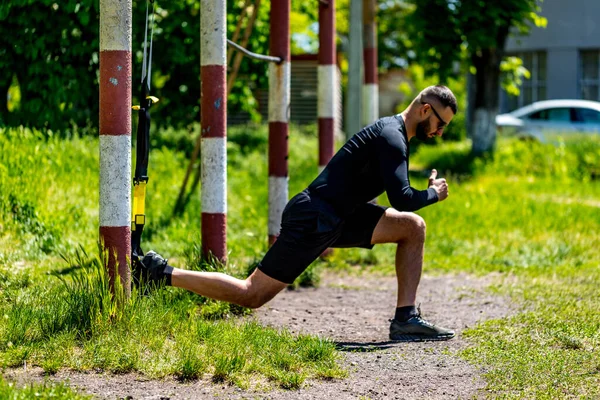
[470,47,504,156]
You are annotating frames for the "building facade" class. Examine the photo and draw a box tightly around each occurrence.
[501,0,600,112]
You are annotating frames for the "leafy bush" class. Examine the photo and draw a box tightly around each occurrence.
[0,1,272,133]
[412,136,600,182]
[562,135,600,181]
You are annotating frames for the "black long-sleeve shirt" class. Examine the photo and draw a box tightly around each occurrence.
[307,114,438,216]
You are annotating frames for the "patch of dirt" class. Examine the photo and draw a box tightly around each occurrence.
[4,272,515,399]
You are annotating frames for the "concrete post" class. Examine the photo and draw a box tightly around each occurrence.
[200,0,227,261]
[362,0,378,125]
[99,0,132,295]
[268,0,291,246]
[318,0,337,172]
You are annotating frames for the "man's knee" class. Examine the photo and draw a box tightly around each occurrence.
[237,270,286,309]
[390,210,426,242]
[409,214,426,240]
[372,209,428,244]
[239,291,270,309]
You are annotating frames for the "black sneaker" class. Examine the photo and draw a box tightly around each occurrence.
[389,312,455,342]
[133,250,173,288]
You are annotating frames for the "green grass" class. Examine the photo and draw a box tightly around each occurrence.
[412,137,600,398]
[0,247,344,387]
[0,124,342,389]
[1,125,600,397]
[0,375,91,399]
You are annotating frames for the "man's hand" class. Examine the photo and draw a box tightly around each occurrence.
[428,169,448,201]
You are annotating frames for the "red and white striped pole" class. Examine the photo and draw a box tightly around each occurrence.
[318,0,336,173]
[268,0,290,246]
[99,0,132,295]
[200,0,227,262]
[362,0,378,125]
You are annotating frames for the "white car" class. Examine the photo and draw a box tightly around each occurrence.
[495,99,600,141]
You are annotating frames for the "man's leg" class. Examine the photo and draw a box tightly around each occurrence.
[368,208,454,341]
[370,208,426,307]
[171,268,288,309]
[139,189,331,310]
[138,251,288,309]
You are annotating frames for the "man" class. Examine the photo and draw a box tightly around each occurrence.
[139,85,457,341]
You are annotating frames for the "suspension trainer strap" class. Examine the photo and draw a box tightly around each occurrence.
[132,0,159,263]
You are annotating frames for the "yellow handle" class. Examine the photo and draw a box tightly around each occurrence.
[132,181,147,225]
[132,97,159,110]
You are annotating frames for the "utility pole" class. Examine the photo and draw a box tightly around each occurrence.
[345,0,363,138]
[362,0,378,126]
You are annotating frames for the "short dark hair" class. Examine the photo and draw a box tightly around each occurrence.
[419,85,457,114]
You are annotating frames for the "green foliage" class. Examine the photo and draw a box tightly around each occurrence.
[408,0,463,82]
[377,1,415,70]
[411,135,600,182]
[287,262,323,290]
[1,247,127,348]
[0,1,336,132]
[404,0,544,83]
[181,240,251,319]
[0,1,100,132]
[561,135,600,181]
[500,56,531,97]
[7,75,21,112]
[459,0,544,54]
[405,0,545,79]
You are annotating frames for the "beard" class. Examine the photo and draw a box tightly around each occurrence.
[415,117,433,141]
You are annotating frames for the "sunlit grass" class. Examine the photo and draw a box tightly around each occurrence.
[0,125,341,388]
[1,125,599,396]
[413,137,600,398]
[0,375,90,400]
[322,136,600,398]
[0,248,344,386]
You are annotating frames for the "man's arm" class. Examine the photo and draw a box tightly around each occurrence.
[377,127,441,211]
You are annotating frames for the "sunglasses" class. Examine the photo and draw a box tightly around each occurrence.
[421,102,447,130]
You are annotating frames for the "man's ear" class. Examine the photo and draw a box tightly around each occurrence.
[419,103,429,119]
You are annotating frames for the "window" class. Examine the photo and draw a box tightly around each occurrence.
[575,107,600,123]
[580,50,600,101]
[527,108,573,122]
[504,52,547,112]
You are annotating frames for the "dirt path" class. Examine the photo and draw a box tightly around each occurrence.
[5,272,514,399]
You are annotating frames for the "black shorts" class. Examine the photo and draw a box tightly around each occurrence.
[257,190,387,284]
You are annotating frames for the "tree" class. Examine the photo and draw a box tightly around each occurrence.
[0,1,273,132]
[0,1,329,132]
[0,1,100,131]
[408,0,545,155]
